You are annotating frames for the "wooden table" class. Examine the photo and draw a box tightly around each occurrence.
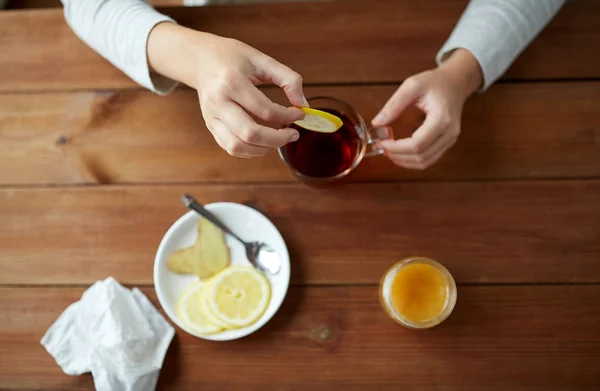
[1,1,600,389]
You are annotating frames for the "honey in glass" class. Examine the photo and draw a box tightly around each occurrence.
[380,257,457,329]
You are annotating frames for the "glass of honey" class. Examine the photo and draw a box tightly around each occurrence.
[380,257,457,329]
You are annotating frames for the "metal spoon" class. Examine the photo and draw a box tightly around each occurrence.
[181,194,281,275]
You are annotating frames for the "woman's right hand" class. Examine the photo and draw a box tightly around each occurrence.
[148,23,307,157]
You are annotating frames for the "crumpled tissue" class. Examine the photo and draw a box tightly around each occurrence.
[41,277,175,391]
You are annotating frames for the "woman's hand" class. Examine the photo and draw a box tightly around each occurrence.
[372,49,483,170]
[148,23,307,157]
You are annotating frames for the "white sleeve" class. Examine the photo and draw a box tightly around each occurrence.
[61,0,179,95]
[436,0,566,91]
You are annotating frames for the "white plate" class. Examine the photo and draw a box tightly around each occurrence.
[154,202,290,341]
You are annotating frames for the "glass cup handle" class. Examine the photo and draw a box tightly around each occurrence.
[365,126,393,157]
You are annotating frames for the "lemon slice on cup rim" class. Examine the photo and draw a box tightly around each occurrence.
[293,107,343,133]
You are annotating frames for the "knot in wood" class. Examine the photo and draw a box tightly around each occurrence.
[309,325,333,341]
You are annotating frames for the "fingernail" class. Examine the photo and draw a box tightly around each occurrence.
[292,132,300,142]
[375,141,388,153]
[373,113,385,126]
[302,97,309,107]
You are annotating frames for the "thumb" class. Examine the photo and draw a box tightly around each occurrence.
[253,55,309,107]
[372,77,423,126]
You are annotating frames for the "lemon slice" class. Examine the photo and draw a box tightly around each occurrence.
[178,282,222,335]
[293,107,343,133]
[200,279,231,330]
[207,266,271,328]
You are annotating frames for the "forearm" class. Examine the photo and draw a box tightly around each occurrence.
[61,0,178,94]
[147,23,217,90]
[437,0,566,90]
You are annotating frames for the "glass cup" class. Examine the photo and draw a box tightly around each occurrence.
[380,257,457,329]
[278,96,392,186]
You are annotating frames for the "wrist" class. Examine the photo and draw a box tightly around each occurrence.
[147,23,208,89]
[437,48,483,100]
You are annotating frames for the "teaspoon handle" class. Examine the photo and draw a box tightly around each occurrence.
[181,194,246,245]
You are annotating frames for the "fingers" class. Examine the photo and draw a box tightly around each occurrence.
[377,79,457,170]
[216,101,299,148]
[386,132,457,170]
[252,55,309,107]
[372,76,423,127]
[379,106,458,170]
[379,103,451,153]
[205,118,273,158]
[232,77,304,126]
[199,68,301,157]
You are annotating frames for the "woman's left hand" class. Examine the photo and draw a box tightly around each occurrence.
[372,49,483,170]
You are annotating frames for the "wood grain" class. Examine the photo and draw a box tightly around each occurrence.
[1,83,599,185]
[1,181,599,285]
[1,285,599,390]
[1,0,599,92]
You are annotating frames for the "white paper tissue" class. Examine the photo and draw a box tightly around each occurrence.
[41,277,175,391]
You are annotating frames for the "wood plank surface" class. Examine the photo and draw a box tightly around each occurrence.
[1,0,599,92]
[1,285,599,390]
[1,181,599,285]
[1,83,599,185]
[2,1,599,390]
